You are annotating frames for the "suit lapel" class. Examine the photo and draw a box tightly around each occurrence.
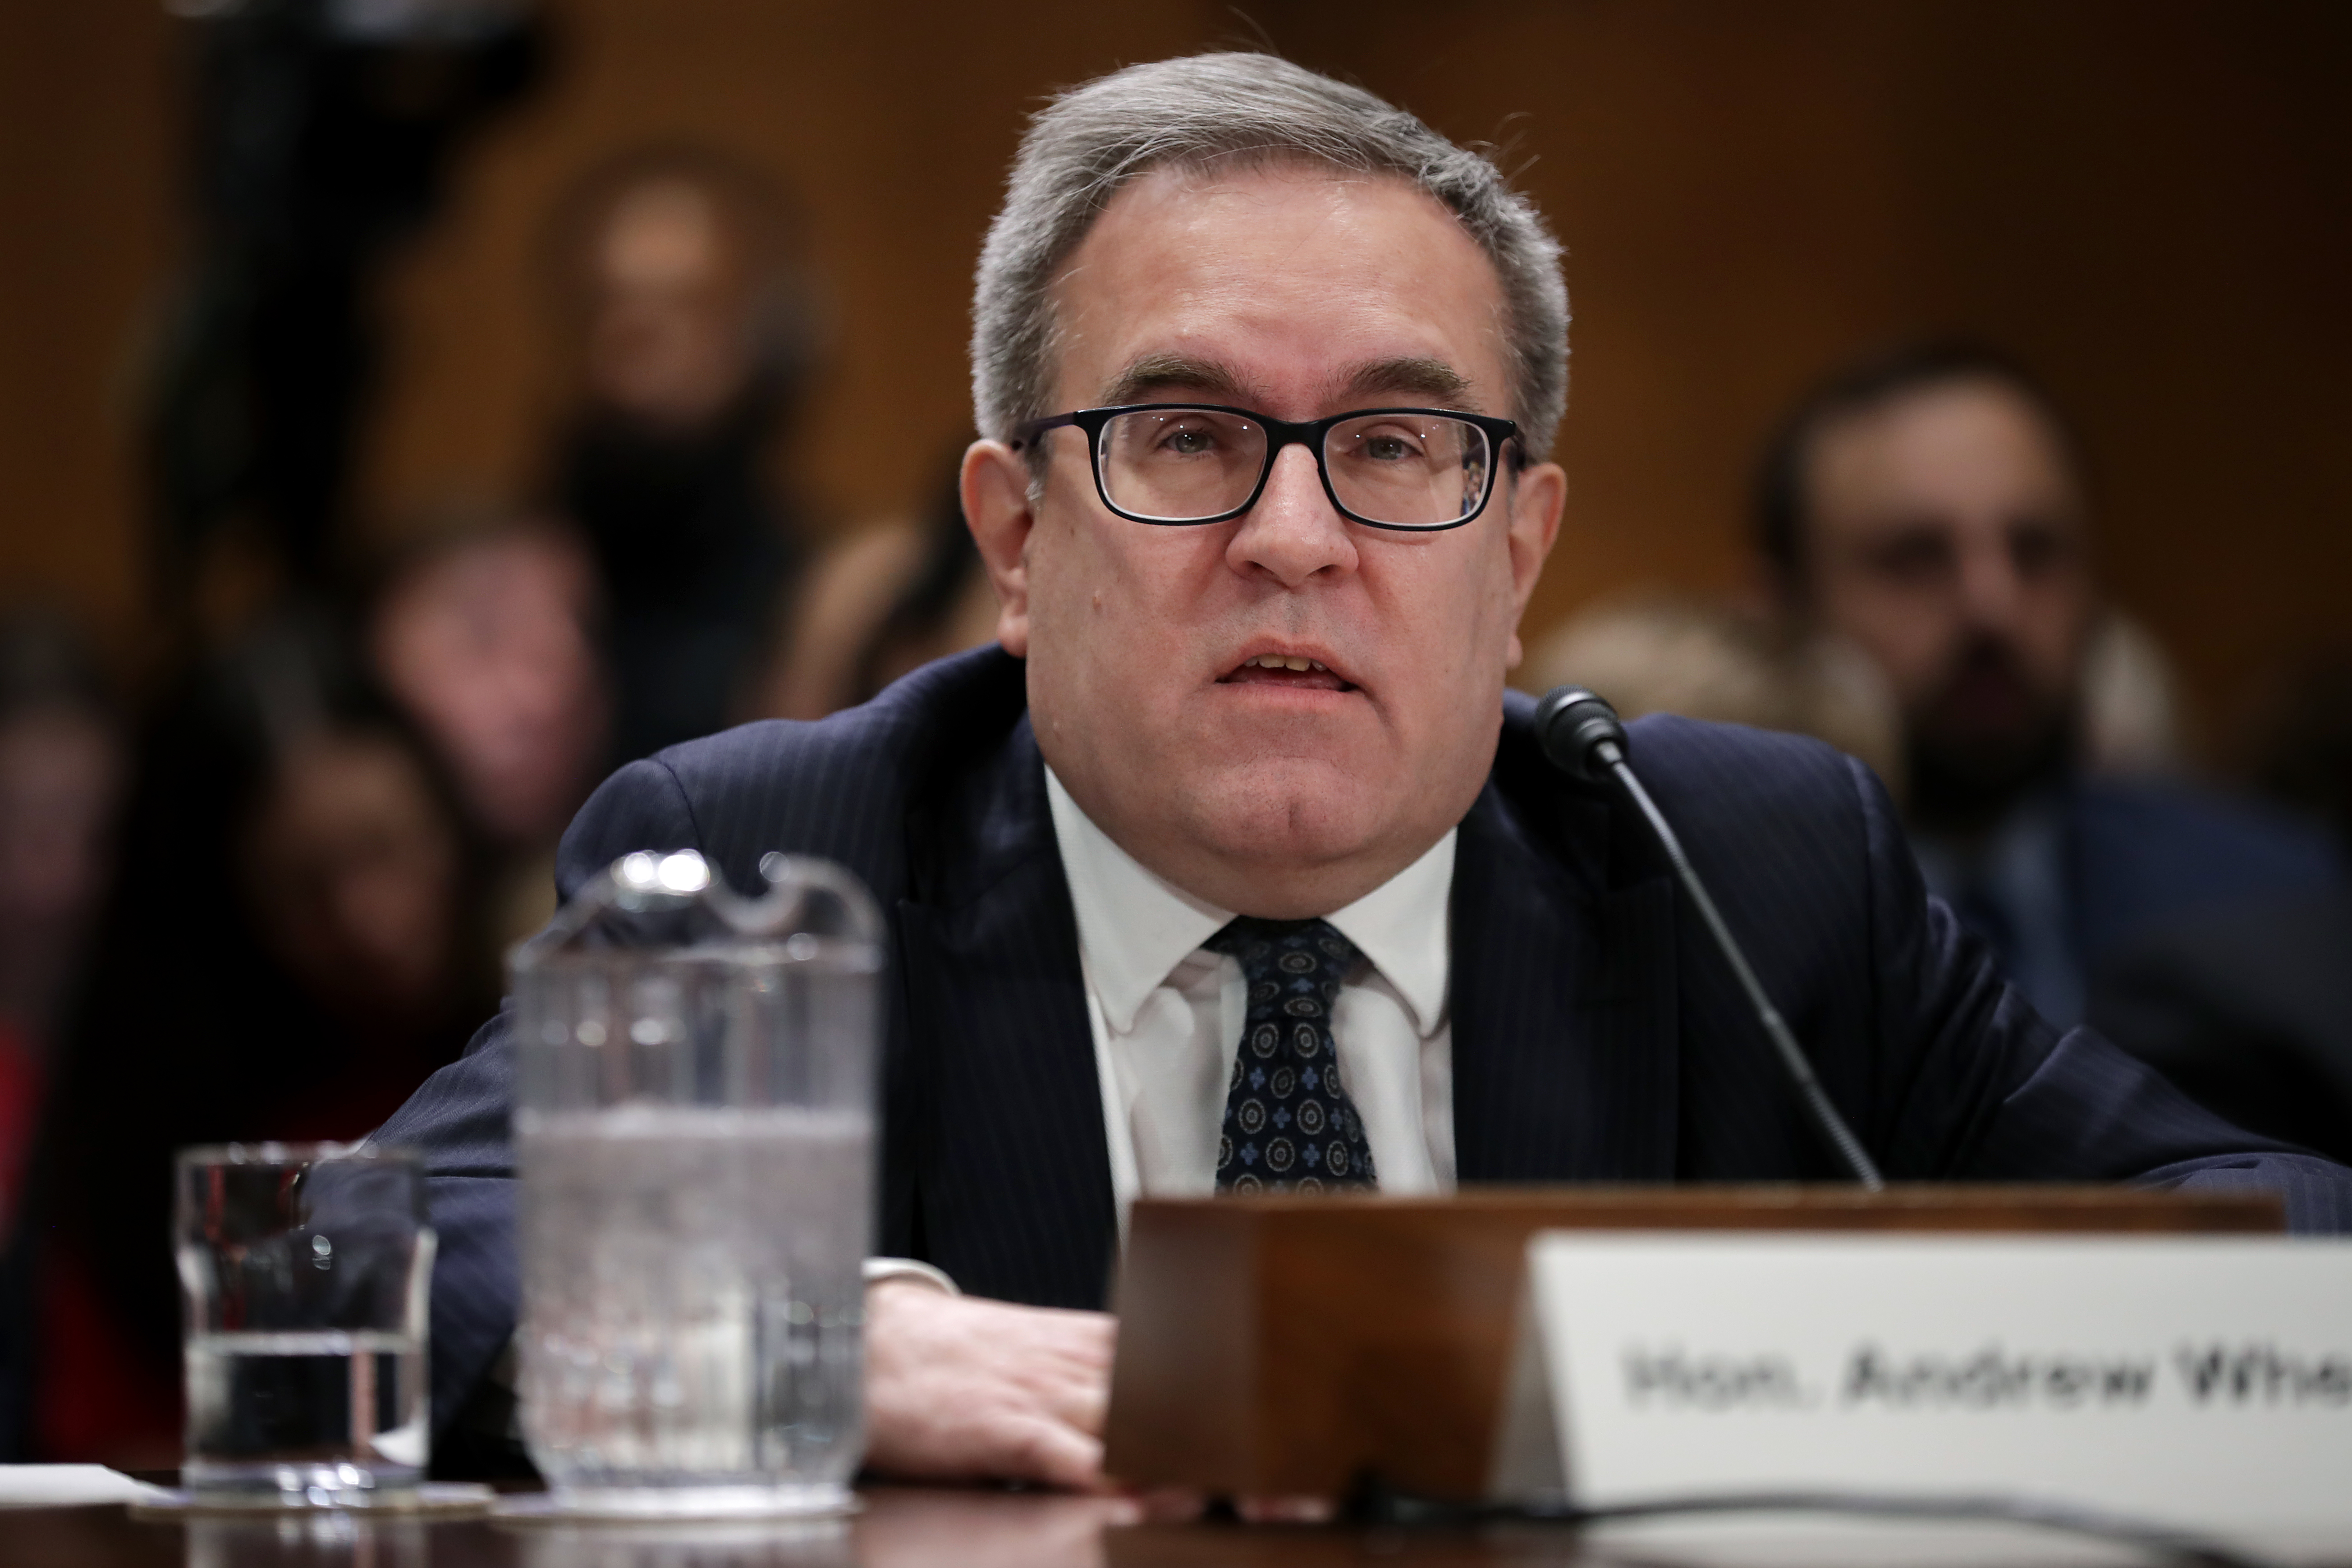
[1450,777,1681,1181]
[894,719,1117,1309]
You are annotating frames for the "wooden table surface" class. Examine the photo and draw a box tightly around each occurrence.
[18,1484,2342,1568]
[14,1486,1599,1568]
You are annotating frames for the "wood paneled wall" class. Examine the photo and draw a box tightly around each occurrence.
[3,1,2346,721]
[0,1,172,671]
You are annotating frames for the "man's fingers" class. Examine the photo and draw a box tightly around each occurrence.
[862,1288,1117,1488]
[1034,1366,1110,1437]
[999,1414,1108,1493]
[1237,1495,1338,1524]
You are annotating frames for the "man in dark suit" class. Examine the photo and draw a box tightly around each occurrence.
[381,55,2352,1490]
[1752,341,2347,1146]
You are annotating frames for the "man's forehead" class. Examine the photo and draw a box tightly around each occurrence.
[1050,162,1510,415]
[1811,381,2082,520]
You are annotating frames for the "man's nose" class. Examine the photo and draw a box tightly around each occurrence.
[1955,532,2024,630]
[1225,443,1359,588]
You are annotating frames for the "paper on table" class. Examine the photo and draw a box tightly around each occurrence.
[0,1464,175,1508]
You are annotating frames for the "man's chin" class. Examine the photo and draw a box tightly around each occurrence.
[1907,715,2076,831]
[1175,759,1395,868]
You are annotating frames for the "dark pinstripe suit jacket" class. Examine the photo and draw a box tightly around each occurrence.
[379,644,2352,1433]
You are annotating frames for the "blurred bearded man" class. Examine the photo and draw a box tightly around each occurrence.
[384,64,2351,1495]
[1755,342,2343,1055]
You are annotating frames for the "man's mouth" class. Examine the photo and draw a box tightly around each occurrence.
[1924,636,2047,742]
[1219,653,1357,693]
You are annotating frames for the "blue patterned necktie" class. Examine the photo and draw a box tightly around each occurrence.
[1207,917,1378,1192]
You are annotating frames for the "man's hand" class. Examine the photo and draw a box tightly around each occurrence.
[863,1280,1117,1490]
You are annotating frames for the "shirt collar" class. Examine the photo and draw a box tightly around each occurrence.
[1044,767,1453,1037]
[1323,828,1454,1037]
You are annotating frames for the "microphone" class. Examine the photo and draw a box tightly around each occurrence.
[1533,687,1885,1190]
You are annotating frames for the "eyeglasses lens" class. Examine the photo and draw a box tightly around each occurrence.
[1326,413,1491,527]
[1098,409,1491,527]
[1100,409,1266,523]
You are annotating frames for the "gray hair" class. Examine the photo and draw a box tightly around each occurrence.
[971,53,1569,463]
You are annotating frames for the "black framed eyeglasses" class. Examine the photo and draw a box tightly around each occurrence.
[1009,403,1522,532]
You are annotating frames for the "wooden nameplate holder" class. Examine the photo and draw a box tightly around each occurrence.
[1101,1186,2281,1499]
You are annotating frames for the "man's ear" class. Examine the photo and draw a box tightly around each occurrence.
[1502,457,1566,671]
[961,440,1036,658]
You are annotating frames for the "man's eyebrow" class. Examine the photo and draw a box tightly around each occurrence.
[1334,357,1472,407]
[1102,353,1251,406]
[1099,353,1476,411]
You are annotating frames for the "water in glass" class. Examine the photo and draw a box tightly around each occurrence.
[183,1329,427,1495]
[175,1142,434,1507]
[516,1103,869,1508]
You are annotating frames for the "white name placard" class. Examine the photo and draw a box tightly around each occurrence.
[1492,1233,2352,1545]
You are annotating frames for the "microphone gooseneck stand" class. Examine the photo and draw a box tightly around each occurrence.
[1532,685,1884,1189]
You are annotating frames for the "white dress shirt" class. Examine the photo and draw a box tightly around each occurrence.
[1044,768,1456,1230]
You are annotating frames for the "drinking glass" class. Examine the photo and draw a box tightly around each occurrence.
[175,1142,434,1508]
[509,848,883,1519]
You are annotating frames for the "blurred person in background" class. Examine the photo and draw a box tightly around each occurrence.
[0,612,125,1460]
[759,451,999,720]
[2253,653,2352,843]
[0,612,124,1230]
[1520,590,1906,795]
[2083,653,2352,1163]
[30,609,494,1463]
[1755,339,2348,1153]
[370,518,610,953]
[1520,586,2178,812]
[142,0,542,626]
[543,148,821,763]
